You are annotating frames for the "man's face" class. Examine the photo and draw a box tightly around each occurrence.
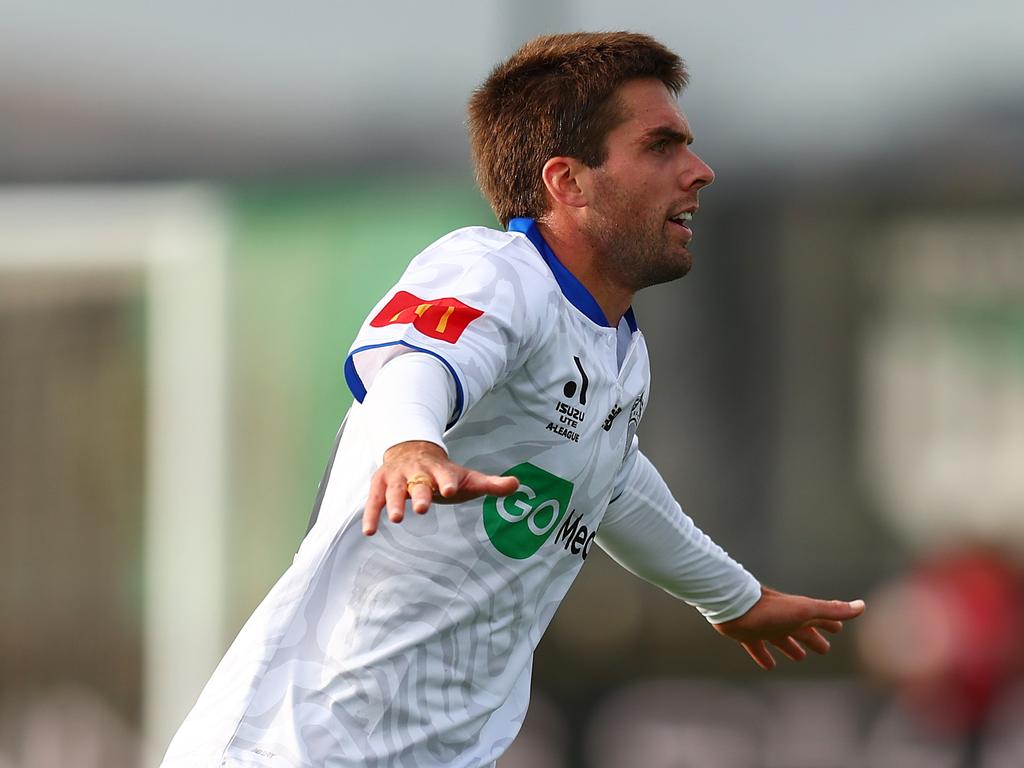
[580,78,715,291]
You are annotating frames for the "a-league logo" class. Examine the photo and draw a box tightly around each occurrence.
[482,463,574,559]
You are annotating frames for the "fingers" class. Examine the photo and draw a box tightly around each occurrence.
[753,628,830,669]
[362,469,388,536]
[362,467,438,536]
[807,619,844,634]
[793,626,831,655]
[727,590,860,668]
[771,636,807,662]
[408,479,434,515]
[433,467,461,499]
[385,477,412,524]
[362,456,520,536]
[741,640,776,671]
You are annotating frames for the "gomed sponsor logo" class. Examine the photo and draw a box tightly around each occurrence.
[482,463,574,559]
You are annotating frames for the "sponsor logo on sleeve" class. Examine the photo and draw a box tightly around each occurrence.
[370,290,484,344]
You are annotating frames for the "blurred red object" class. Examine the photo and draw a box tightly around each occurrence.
[859,548,1024,734]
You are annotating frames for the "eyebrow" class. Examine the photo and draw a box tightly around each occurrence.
[639,126,694,146]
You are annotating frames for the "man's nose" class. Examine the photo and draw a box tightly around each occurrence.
[682,150,715,190]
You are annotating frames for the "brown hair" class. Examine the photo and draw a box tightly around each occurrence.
[467,32,687,226]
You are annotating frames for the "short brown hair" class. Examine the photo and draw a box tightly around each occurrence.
[467,32,687,226]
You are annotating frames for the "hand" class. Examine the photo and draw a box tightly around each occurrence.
[362,440,520,536]
[713,587,866,670]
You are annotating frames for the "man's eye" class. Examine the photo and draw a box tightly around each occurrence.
[650,140,669,153]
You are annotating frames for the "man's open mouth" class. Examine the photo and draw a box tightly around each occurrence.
[668,210,694,238]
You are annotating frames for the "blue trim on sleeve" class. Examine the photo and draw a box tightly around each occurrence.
[344,341,466,429]
[507,217,639,331]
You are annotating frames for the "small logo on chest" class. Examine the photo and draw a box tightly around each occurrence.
[628,393,644,427]
[601,404,623,431]
[547,355,590,443]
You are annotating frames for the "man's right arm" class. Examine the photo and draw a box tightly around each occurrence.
[343,235,555,535]
[358,352,518,535]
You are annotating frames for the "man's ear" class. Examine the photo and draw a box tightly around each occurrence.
[541,157,589,210]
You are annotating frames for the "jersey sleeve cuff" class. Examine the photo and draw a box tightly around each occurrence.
[344,341,467,429]
[703,577,763,625]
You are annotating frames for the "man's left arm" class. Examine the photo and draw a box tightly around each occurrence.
[597,445,865,669]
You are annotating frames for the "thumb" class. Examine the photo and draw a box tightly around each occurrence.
[477,474,520,496]
[448,470,520,501]
[807,598,865,622]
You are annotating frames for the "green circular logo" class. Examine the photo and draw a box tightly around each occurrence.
[482,463,574,559]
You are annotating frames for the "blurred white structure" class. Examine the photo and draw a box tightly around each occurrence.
[0,187,230,764]
[862,214,1024,551]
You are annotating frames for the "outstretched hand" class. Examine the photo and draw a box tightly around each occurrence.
[713,587,866,670]
[363,440,520,536]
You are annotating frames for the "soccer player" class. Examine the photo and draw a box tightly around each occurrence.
[160,32,865,768]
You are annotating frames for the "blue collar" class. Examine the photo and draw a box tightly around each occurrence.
[507,217,637,332]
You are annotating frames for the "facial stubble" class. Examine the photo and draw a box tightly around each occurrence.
[585,173,692,293]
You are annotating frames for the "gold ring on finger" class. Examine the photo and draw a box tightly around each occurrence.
[406,474,437,493]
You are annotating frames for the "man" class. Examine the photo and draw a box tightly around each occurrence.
[161,32,864,768]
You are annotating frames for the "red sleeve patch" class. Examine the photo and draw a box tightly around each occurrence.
[370,290,485,344]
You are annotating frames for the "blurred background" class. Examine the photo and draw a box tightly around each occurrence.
[2,1,1024,766]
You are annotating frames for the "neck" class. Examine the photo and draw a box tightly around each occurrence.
[536,219,634,327]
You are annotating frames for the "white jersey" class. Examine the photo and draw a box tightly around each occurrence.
[160,218,759,768]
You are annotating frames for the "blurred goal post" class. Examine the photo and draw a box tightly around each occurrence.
[0,185,230,763]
